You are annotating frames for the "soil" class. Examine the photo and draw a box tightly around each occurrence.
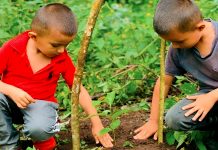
[56,111,176,150]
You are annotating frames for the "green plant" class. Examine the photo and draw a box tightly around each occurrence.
[80,140,88,149]
[123,140,134,148]
[96,91,129,136]
[0,0,217,149]
[26,147,36,150]
[94,90,150,141]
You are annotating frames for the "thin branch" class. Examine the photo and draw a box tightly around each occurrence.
[71,0,105,149]
[158,38,166,144]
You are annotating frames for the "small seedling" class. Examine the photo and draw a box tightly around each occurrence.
[123,140,134,148]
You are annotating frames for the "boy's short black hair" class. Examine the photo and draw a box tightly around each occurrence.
[31,3,77,36]
[153,0,203,35]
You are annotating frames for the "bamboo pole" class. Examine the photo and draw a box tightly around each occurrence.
[158,38,166,144]
[71,0,105,149]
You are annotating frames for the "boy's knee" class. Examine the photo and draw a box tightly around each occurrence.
[0,93,7,107]
[23,122,57,141]
[165,102,193,131]
[165,110,183,130]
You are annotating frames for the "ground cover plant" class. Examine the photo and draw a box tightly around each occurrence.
[0,0,218,149]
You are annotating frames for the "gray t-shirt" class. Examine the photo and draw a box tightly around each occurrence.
[165,19,218,90]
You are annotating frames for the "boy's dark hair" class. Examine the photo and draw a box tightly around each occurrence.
[31,3,77,36]
[153,0,203,35]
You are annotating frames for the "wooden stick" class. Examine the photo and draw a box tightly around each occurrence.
[71,0,105,149]
[158,38,166,144]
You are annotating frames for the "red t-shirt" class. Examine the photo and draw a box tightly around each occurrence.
[0,31,76,103]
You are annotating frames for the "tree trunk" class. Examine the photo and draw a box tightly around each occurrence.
[71,0,105,149]
[158,39,166,144]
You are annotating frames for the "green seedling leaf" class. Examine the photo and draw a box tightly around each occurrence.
[138,101,150,111]
[105,91,115,106]
[99,127,112,135]
[191,131,205,141]
[195,140,207,150]
[123,140,134,148]
[166,131,176,145]
[165,97,177,110]
[109,119,121,130]
[174,131,187,149]
[126,82,137,94]
[26,147,36,150]
[111,109,129,120]
[180,82,197,95]
[100,110,111,116]
[133,70,143,79]
[92,100,103,107]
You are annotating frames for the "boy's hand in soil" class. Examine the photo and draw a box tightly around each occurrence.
[79,85,113,147]
[92,123,114,148]
[133,120,158,140]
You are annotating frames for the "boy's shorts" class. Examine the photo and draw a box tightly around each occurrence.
[0,93,60,149]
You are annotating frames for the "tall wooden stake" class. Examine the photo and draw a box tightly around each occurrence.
[71,0,105,149]
[158,38,166,144]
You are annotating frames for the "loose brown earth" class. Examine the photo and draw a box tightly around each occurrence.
[56,111,176,150]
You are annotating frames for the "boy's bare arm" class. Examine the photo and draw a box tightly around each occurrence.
[134,74,174,140]
[79,85,113,148]
[149,75,174,122]
[0,80,35,108]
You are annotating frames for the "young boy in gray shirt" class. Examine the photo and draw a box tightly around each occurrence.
[134,0,218,149]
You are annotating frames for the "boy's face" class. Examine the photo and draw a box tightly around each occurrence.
[160,28,203,49]
[33,29,75,57]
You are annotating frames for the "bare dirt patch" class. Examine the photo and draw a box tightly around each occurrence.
[57,111,176,150]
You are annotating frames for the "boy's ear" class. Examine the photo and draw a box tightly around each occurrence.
[28,31,37,40]
[196,21,205,31]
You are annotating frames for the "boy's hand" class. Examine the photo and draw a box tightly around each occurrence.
[183,93,217,121]
[8,86,36,109]
[133,120,158,140]
[92,124,114,148]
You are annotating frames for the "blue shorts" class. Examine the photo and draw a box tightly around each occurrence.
[165,89,218,131]
[0,93,60,149]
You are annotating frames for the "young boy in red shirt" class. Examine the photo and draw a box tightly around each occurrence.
[0,3,113,150]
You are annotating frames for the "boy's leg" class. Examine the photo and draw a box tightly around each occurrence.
[21,100,60,149]
[165,98,218,131]
[0,93,23,150]
[165,96,218,150]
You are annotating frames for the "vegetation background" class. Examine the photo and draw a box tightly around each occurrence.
[0,0,218,149]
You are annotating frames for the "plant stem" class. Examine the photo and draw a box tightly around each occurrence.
[158,38,166,144]
[71,0,105,149]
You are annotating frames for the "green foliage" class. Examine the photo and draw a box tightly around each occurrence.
[174,131,188,149]
[138,100,150,111]
[191,131,208,150]
[95,90,149,137]
[80,140,89,149]
[166,131,175,146]
[123,140,134,148]
[166,130,211,150]
[26,147,36,150]
[0,0,218,148]
[96,91,129,135]
[164,97,177,110]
